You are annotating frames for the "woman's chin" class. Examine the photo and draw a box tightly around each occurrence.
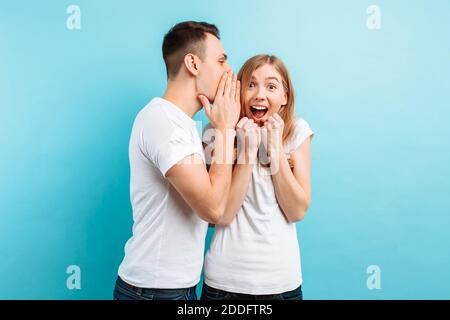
[255,119,265,126]
[255,115,269,126]
[247,113,268,125]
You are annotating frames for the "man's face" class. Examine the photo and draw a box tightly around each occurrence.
[197,33,231,102]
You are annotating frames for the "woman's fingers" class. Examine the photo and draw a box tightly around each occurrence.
[273,113,282,122]
[244,120,257,132]
[236,117,249,129]
[255,126,262,143]
[260,126,268,143]
[272,113,284,128]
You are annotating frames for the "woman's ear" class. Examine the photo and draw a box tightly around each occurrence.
[282,91,288,107]
[183,53,200,76]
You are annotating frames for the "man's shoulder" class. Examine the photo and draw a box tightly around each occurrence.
[134,99,174,129]
[130,99,175,145]
[137,98,168,119]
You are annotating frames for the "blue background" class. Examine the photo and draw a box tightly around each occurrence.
[1,0,449,299]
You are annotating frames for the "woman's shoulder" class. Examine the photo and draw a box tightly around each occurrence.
[286,116,315,152]
[293,117,313,132]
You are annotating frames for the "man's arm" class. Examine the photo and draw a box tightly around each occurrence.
[166,71,241,224]
[166,128,236,224]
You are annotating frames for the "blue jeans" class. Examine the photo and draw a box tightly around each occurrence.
[113,276,198,300]
[200,283,303,300]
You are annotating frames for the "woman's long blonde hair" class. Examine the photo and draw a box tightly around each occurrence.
[237,54,296,146]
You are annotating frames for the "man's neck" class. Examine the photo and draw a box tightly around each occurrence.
[163,78,202,119]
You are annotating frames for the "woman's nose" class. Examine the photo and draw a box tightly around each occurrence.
[255,88,266,101]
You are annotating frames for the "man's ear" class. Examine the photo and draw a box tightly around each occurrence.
[183,53,200,76]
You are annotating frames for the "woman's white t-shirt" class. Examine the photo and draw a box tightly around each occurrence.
[203,117,314,295]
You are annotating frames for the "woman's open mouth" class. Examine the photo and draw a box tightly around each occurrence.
[250,105,269,120]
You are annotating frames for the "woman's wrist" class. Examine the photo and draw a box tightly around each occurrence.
[269,149,289,176]
[236,148,258,165]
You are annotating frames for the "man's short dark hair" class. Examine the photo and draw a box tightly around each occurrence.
[162,21,220,79]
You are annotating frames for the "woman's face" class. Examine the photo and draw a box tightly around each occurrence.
[242,64,288,126]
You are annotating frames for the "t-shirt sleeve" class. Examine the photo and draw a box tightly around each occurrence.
[287,118,315,153]
[139,119,204,177]
[202,122,215,166]
[155,133,204,177]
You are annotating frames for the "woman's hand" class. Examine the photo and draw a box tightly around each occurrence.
[236,117,260,165]
[260,113,284,174]
[261,113,284,163]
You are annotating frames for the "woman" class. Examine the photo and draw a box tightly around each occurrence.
[201,55,314,300]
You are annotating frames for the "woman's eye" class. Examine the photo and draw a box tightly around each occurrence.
[268,84,277,90]
[248,82,255,88]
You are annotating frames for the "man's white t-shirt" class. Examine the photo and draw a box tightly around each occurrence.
[203,117,314,295]
[118,97,208,289]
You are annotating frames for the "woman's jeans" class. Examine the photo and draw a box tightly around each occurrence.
[113,276,197,300]
[201,283,303,300]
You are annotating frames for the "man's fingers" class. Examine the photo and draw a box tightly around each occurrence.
[230,73,237,99]
[198,94,210,109]
[236,80,241,103]
[224,71,233,97]
[198,95,211,119]
[215,71,228,100]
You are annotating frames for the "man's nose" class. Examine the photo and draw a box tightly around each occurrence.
[224,62,232,73]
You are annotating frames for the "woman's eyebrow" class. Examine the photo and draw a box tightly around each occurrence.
[250,76,280,83]
[219,53,228,60]
[265,77,280,83]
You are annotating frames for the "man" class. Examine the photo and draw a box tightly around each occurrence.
[113,21,240,300]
